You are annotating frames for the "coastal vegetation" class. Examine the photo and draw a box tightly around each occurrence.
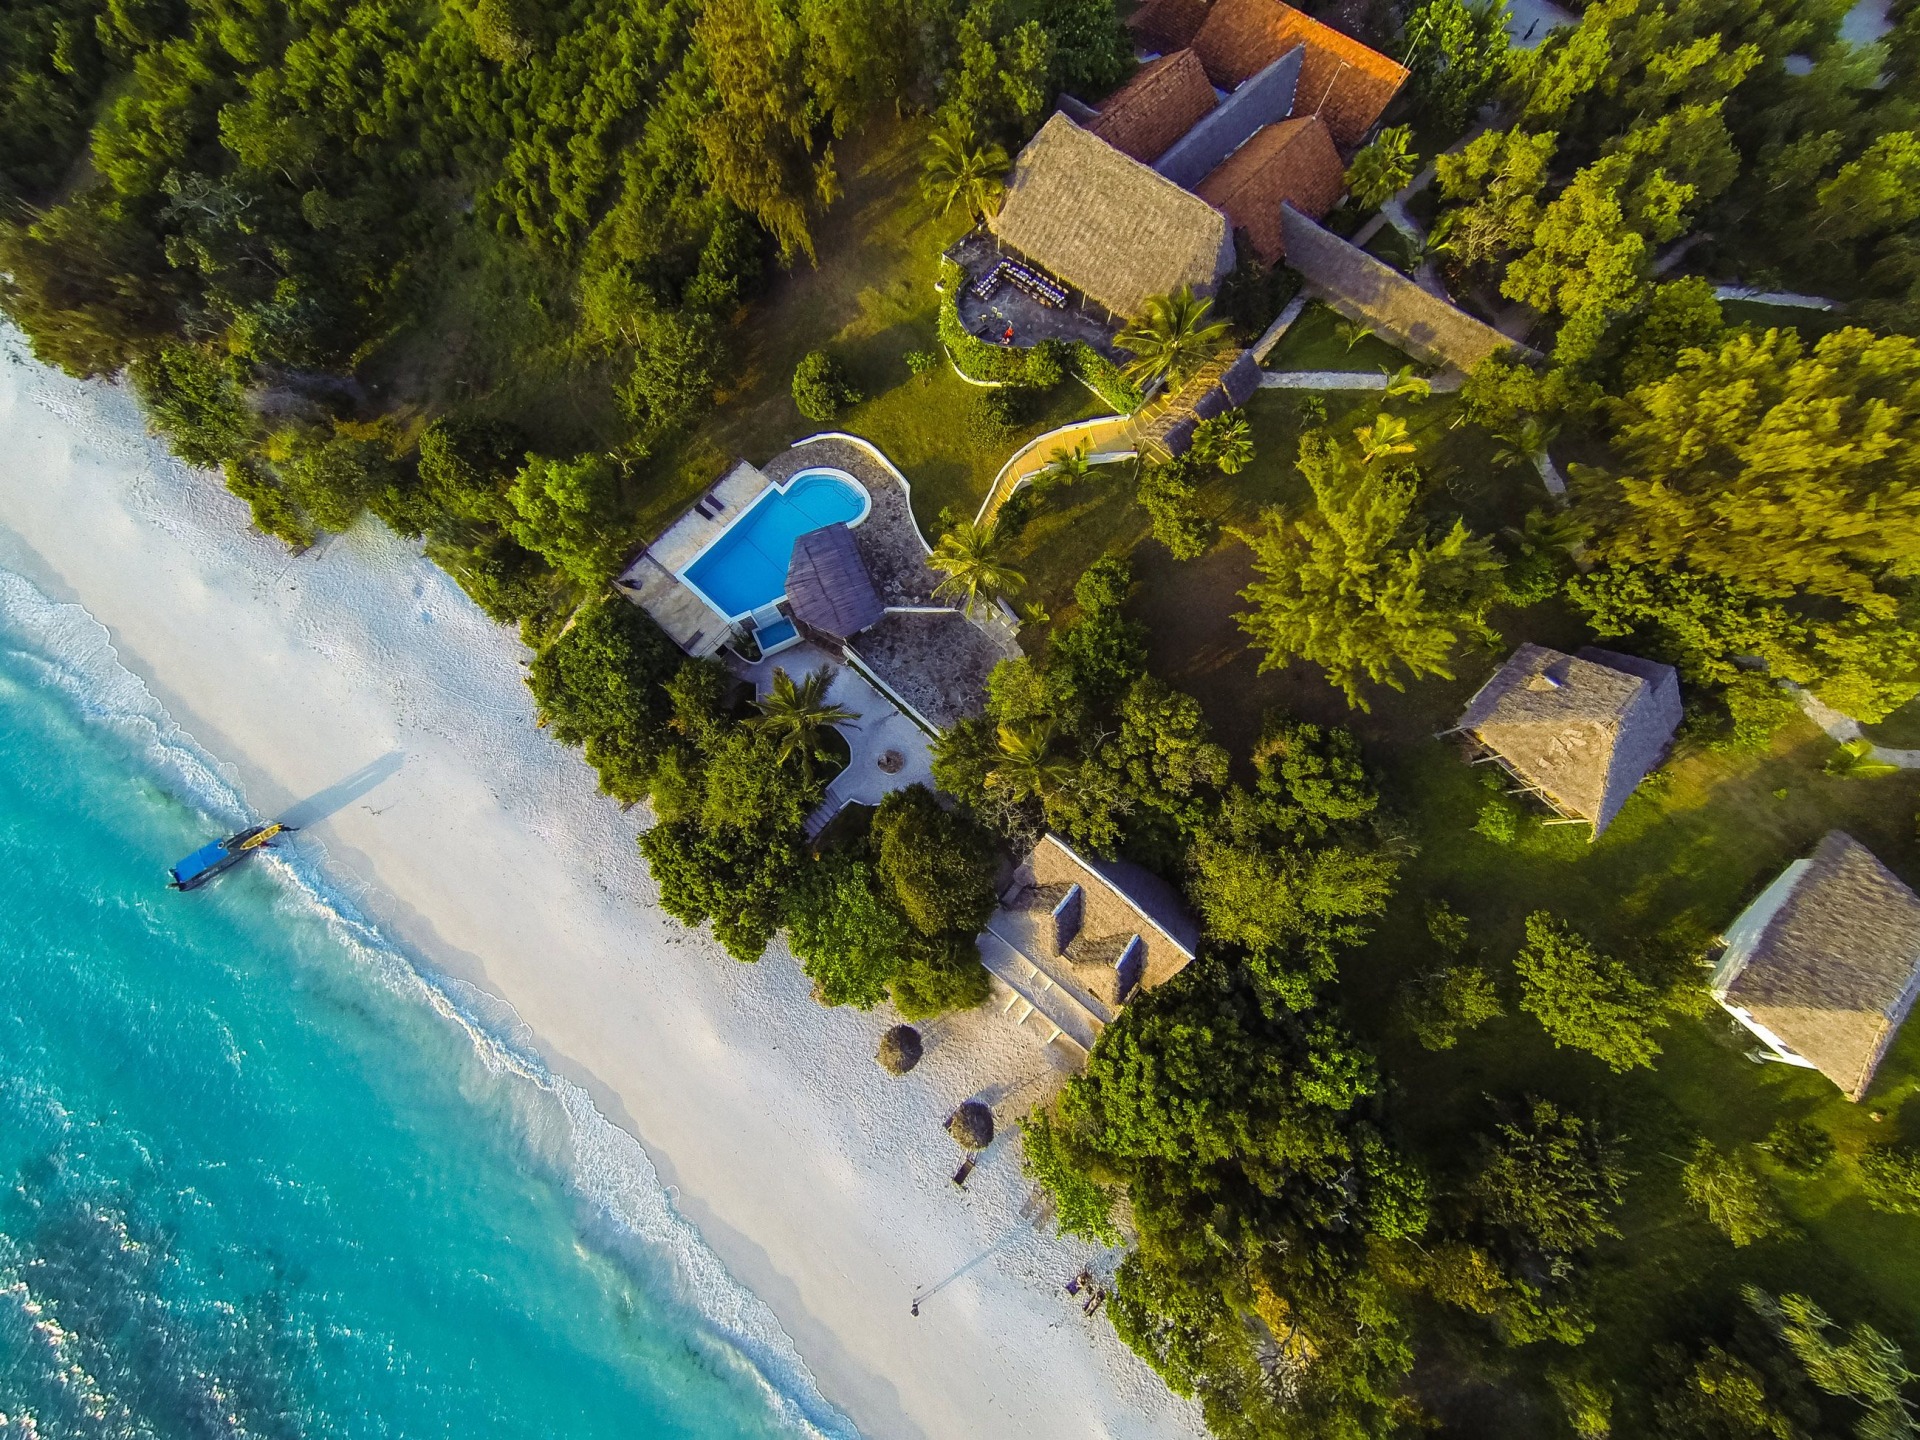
[7,0,1920,1435]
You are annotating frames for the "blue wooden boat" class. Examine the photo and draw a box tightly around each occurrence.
[168,823,292,890]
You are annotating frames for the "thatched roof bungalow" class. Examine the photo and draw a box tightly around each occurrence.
[1089,49,1220,165]
[1453,643,1682,837]
[786,522,883,644]
[989,113,1236,319]
[1711,832,1920,1101]
[1195,115,1345,263]
[1192,0,1409,149]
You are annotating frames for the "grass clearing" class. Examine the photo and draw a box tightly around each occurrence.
[998,374,1920,1424]
[1862,695,1920,748]
[1263,300,1422,372]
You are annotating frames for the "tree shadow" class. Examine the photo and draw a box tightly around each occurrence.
[277,751,406,830]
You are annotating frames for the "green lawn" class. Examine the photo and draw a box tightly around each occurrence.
[1262,300,1422,373]
[1862,696,1920,749]
[999,376,1920,1428]
[633,122,1102,541]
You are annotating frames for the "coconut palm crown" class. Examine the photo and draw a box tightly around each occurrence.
[930,518,1025,615]
[752,666,856,777]
[1115,286,1230,387]
[921,123,1011,222]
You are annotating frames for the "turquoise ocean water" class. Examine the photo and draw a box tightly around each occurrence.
[0,566,853,1440]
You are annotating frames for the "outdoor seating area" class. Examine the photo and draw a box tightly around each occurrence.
[970,258,1069,309]
[944,229,1123,354]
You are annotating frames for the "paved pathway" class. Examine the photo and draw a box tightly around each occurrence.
[1793,687,1920,769]
[1259,368,1465,392]
[1714,286,1842,311]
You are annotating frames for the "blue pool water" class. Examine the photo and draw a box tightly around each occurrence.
[0,568,853,1440]
[682,471,867,619]
[756,618,799,652]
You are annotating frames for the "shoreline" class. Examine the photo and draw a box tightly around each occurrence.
[0,329,1204,1440]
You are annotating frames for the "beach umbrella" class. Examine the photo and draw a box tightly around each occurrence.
[876,1024,923,1075]
[946,1100,995,1151]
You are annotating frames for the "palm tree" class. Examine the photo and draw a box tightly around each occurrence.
[1825,737,1900,779]
[921,123,1010,222]
[1116,287,1231,387]
[1355,412,1415,465]
[1336,319,1376,354]
[986,720,1074,803]
[1382,364,1431,402]
[1040,439,1093,486]
[930,518,1025,615]
[752,666,857,778]
[1491,416,1561,470]
[1193,413,1254,474]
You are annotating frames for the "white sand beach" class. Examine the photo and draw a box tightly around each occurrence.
[0,326,1205,1440]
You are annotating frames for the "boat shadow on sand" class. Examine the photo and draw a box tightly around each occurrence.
[277,751,406,830]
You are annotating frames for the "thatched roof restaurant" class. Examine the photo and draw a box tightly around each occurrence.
[1712,832,1920,1101]
[1192,0,1409,149]
[786,522,884,644]
[1088,49,1220,165]
[989,113,1236,320]
[1195,115,1345,263]
[1453,643,1682,837]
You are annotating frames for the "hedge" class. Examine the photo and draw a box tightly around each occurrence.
[936,259,1141,413]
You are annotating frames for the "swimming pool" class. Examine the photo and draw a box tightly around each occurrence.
[679,468,870,621]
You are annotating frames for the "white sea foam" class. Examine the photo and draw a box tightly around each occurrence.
[0,562,857,1440]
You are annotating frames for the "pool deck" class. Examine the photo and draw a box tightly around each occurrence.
[634,460,772,577]
[737,640,937,836]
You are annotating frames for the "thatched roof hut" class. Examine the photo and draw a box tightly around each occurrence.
[786,522,884,643]
[1193,0,1409,149]
[1195,116,1345,264]
[947,1100,996,1150]
[876,1024,923,1075]
[990,114,1236,320]
[1712,832,1920,1101]
[1454,643,1682,837]
[1089,49,1219,165]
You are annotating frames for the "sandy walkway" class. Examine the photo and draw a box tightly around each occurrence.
[0,327,1204,1440]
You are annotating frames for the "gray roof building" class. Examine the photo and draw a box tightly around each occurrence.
[1455,643,1682,837]
[1712,832,1920,1101]
[785,523,884,643]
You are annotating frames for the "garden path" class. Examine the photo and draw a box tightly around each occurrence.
[1793,688,1920,770]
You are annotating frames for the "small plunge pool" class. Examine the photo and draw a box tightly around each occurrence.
[679,469,870,621]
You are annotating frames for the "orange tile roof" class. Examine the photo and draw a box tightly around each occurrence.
[1196,114,1346,264]
[1193,0,1409,150]
[1125,0,1212,55]
[1089,49,1220,165]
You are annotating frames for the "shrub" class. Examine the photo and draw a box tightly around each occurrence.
[791,349,862,422]
[130,342,254,468]
[1474,795,1519,843]
[1136,458,1213,559]
[1022,1109,1118,1243]
[1860,1142,1920,1214]
[1515,912,1667,1072]
[1719,672,1799,752]
[1404,963,1503,1050]
[1760,1118,1835,1176]
[1681,1140,1791,1246]
[905,349,938,381]
[891,932,992,1017]
[222,458,313,550]
[871,785,999,937]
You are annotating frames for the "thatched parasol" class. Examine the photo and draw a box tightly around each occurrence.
[876,1024,923,1075]
[947,1100,995,1151]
